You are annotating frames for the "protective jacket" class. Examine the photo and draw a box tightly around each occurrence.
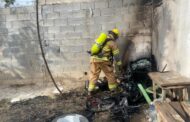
[90,34,122,65]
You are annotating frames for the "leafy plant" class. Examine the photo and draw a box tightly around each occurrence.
[4,0,15,7]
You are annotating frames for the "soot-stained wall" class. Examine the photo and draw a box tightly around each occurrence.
[152,0,190,77]
[0,0,151,82]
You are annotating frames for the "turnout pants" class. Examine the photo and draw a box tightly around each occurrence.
[88,61,118,92]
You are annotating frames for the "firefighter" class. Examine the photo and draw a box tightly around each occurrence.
[88,28,122,94]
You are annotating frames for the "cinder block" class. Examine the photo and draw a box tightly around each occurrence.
[95,1,108,9]
[114,15,123,22]
[60,46,69,53]
[73,51,90,58]
[62,65,80,72]
[2,47,12,57]
[74,25,87,33]
[0,15,6,21]
[115,8,129,15]
[41,26,48,34]
[25,6,36,13]
[46,39,60,46]
[42,5,53,14]
[68,18,86,26]
[6,22,11,28]
[10,8,18,14]
[60,11,72,19]
[81,17,95,25]
[75,24,101,34]
[94,16,117,24]
[82,32,95,39]
[43,19,54,26]
[102,23,116,31]
[92,9,101,17]
[0,34,8,43]
[39,0,46,5]
[11,21,23,28]
[70,46,84,53]
[100,8,116,16]
[94,15,123,24]
[43,33,55,40]
[30,13,37,20]
[10,7,31,14]
[72,3,81,11]
[123,14,135,23]
[71,10,87,18]
[109,0,123,8]
[48,26,60,33]
[11,20,36,29]
[46,13,59,19]
[54,3,80,12]
[53,4,67,12]
[80,2,95,9]
[54,19,68,26]
[88,24,102,33]
[68,46,84,52]
[0,8,10,15]
[60,52,87,61]
[6,15,17,21]
[60,39,88,46]
[17,14,31,20]
[59,38,69,45]
[45,0,60,4]
[54,33,65,39]
[18,27,38,40]
[10,47,21,54]
[123,0,138,7]
[60,26,75,33]
[0,22,6,28]
[63,32,82,39]
[46,45,61,56]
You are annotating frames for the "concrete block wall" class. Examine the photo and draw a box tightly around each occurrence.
[0,0,151,82]
[0,6,44,81]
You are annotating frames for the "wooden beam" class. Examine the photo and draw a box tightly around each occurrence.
[155,102,184,122]
[170,102,190,121]
[181,102,190,117]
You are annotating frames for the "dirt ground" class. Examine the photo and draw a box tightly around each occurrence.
[0,86,148,122]
[0,77,84,102]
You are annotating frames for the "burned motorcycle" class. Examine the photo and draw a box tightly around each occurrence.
[85,58,153,122]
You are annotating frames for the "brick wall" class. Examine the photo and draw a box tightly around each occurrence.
[0,0,151,82]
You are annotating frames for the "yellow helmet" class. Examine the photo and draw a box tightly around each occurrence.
[112,28,120,36]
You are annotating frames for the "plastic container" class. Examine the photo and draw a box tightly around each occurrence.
[52,114,89,122]
[149,103,157,122]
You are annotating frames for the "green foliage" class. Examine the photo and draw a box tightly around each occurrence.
[4,0,15,7]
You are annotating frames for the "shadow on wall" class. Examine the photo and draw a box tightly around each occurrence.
[0,21,43,80]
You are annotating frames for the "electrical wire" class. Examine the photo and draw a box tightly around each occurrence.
[35,0,63,96]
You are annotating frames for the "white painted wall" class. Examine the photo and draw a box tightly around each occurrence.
[152,0,190,77]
